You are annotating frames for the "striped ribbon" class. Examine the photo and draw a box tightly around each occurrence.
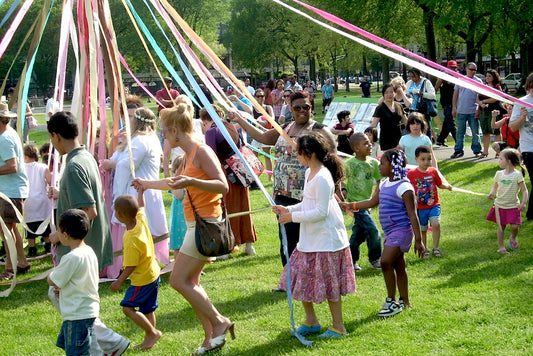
[277,0,533,110]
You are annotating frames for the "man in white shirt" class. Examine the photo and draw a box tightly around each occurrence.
[244,78,255,96]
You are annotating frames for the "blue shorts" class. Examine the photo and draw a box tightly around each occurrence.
[418,205,441,231]
[56,317,95,356]
[120,277,160,314]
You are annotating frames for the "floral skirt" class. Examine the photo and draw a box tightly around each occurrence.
[278,247,356,303]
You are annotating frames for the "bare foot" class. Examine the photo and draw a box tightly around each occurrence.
[141,329,162,350]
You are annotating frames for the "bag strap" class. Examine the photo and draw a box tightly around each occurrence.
[186,188,227,219]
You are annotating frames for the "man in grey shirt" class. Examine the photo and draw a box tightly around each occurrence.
[450,62,483,158]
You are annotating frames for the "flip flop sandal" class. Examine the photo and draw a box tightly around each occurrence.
[432,248,442,258]
[423,249,431,258]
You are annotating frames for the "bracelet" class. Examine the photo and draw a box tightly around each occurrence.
[352,202,359,212]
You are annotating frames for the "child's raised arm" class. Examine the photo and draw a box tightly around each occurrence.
[402,190,425,258]
[134,184,145,210]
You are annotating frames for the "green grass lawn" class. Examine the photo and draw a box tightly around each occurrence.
[2,91,531,355]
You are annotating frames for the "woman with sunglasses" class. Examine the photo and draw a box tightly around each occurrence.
[406,68,436,139]
[228,91,336,279]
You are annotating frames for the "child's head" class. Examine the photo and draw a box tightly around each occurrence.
[349,132,372,157]
[499,148,525,176]
[114,194,139,223]
[364,127,377,144]
[23,143,39,162]
[171,154,185,176]
[336,110,350,124]
[39,142,50,163]
[58,209,90,240]
[296,131,345,185]
[380,149,407,179]
[414,145,432,170]
[405,112,426,135]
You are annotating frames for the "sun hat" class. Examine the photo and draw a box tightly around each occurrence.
[0,102,17,118]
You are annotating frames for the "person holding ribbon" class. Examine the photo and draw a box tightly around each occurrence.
[0,101,30,280]
[228,91,336,280]
[199,104,257,256]
[132,103,235,354]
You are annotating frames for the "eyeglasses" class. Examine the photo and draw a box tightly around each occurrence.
[292,104,311,111]
[467,68,477,72]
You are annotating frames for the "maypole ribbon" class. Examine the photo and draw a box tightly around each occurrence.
[0,0,34,60]
[158,0,295,149]
[274,0,533,110]
[143,0,230,110]
[118,53,162,106]
[123,0,200,107]
[0,17,37,96]
[0,0,22,29]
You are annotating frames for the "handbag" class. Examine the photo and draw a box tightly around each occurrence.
[418,80,438,117]
[27,116,38,129]
[187,190,235,257]
[223,143,264,187]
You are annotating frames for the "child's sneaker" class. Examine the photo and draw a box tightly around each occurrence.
[378,298,403,317]
[398,298,406,309]
[370,259,381,269]
[353,262,362,272]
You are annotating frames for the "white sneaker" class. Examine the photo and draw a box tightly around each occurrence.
[353,263,362,271]
[244,243,256,256]
[371,259,382,270]
[378,298,403,317]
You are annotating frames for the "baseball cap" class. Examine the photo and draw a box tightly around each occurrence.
[447,60,458,68]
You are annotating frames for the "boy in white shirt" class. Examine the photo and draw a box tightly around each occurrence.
[47,209,99,356]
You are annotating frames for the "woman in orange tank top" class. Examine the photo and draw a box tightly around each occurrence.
[132,103,234,354]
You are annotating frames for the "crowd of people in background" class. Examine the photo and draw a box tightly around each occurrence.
[0,69,532,354]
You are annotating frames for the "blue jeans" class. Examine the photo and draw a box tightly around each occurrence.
[349,209,382,263]
[454,113,481,154]
[56,318,95,356]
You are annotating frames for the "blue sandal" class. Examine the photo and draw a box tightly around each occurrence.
[318,327,348,338]
[296,322,321,336]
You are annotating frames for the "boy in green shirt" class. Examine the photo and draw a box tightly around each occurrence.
[344,133,382,271]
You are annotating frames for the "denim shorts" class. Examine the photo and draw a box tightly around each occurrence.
[56,317,95,356]
[418,205,441,230]
[120,277,160,314]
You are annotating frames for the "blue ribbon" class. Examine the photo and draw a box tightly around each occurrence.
[0,0,21,29]
[124,0,199,107]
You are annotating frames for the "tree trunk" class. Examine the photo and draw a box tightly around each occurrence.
[423,11,437,63]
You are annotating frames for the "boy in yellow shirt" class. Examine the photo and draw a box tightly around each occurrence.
[110,186,161,350]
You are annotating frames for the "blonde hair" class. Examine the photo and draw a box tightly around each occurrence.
[175,95,195,117]
[131,107,156,136]
[161,103,193,134]
[391,76,406,90]
[171,154,185,175]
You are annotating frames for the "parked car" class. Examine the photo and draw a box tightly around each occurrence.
[501,73,522,92]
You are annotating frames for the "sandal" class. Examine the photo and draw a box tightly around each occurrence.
[432,248,442,258]
[509,239,518,251]
[477,153,488,159]
[0,269,14,281]
[423,249,431,258]
[497,248,509,254]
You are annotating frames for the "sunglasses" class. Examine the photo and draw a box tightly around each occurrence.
[255,95,264,98]
[292,104,311,111]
